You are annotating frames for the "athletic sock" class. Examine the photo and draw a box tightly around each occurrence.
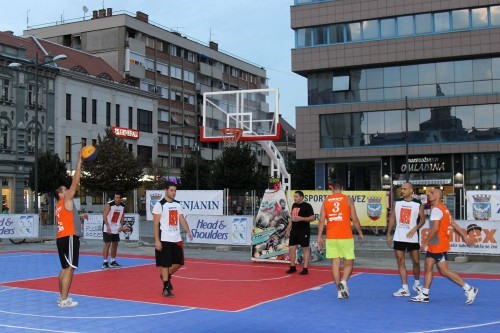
[462,283,471,291]
[402,284,409,290]
[414,280,421,286]
[422,288,430,295]
[111,258,116,263]
[103,259,108,263]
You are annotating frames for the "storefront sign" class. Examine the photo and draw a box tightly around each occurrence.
[112,126,140,139]
[395,155,452,174]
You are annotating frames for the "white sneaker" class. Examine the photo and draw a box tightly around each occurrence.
[465,287,478,305]
[337,291,344,299]
[393,288,410,297]
[410,293,429,303]
[58,298,78,308]
[338,281,349,298]
[413,284,423,293]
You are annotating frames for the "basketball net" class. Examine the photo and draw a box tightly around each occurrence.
[220,128,243,148]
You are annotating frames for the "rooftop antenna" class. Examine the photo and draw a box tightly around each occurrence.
[83,6,88,20]
[209,28,217,42]
[26,9,30,29]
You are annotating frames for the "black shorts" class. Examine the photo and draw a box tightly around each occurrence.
[288,228,310,248]
[393,241,420,252]
[57,235,80,269]
[155,241,184,268]
[103,232,120,243]
[426,251,448,263]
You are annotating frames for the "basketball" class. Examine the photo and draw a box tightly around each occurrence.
[122,226,132,233]
[81,145,97,162]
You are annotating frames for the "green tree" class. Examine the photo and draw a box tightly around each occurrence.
[179,156,211,189]
[143,161,169,190]
[287,154,315,190]
[80,128,143,195]
[210,144,268,190]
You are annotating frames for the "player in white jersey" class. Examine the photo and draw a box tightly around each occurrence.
[387,182,426,297]
[102,193,125,268]
[153,182,193,297]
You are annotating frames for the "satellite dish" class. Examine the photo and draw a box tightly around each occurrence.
[83,6,88,20]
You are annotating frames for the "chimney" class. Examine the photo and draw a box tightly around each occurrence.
[106,8,112,17]
[136,11,149,23]
[209,41,218,51]
[92,10,98,19]
[98,9,106,18]
[3,31,14,36]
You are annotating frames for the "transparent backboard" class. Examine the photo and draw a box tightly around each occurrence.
[200,88,281,142]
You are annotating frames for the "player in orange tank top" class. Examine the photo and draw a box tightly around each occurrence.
[410,187,478,305]
[54,151,85,308]
[318,181,364,300]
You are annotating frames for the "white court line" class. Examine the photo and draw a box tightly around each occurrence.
[406,320,500,333]
[0,324,78,333]
[175,275,291,282]
[359,271,500,281]
[0,253,51,259]
[0,307,195,319]
[186,259,331,272]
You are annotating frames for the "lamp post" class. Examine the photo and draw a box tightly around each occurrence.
[405,96,415,182]
[9,52,67,213]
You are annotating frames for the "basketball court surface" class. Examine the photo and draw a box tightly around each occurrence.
[0,251,499,332]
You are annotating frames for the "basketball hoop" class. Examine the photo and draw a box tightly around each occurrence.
[220,127,243,148]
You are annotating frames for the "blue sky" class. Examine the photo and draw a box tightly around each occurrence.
[0,0,306,126]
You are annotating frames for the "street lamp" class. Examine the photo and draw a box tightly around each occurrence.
[405,96,415,182]
[9,52,67,213]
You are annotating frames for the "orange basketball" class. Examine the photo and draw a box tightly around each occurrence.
[81,145,97,161]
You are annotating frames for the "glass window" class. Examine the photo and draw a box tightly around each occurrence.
[473,59,492,80]
[493,58,500,79]
[491,6,500,26]
[434,12,450,32]
[402,86,419,98]
[475,105,494,128]
[452,9,470,30]
[367,111,385,134]
[362,20,379,40]
[355,69,367,89]
[493,80,500,93]
[419,84,436,97]
[436,62,454,83]
[401,65,418,86]
[397,16,414,36]
[346,22,361,41]
[415,13,432,34]
[454,60,473,82]
[474,81,492,94]
[383,67,401,87]
[384,87,402,100]
[297,28,313,47]
[314,26,328,45]
[385,110,402,133]
[332,76,350,91]
[367,88,384,101]
[137,109,152,133]
[455,82,474,95]
[407,107,420,132]
[494,104,500,127]
[381,18,396,38]
[366,68,383,88]
[438,83,455,96]
[471,8,488,28]
[329,24,345,43]
[418,63,436,85]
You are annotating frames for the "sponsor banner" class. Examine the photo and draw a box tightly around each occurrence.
[186,215,253,245]
[146,190,223,220]
[251,189,291,262]
[83,214,139,241]
[0,214,39,239]
[421,219,499,255]
[111,126,139,139]
[466,191,500,221]
[394,155,452,174]
[297,190,387,227]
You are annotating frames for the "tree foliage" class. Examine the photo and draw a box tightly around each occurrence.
[179,156,211,189]
[29,152,70,195]
[209,144,268,190]
[287,154,315,190]
[80,128,143,195]
[143,160,170,190]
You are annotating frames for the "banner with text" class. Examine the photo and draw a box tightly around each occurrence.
[466,190,500,221]
[296,190,387,227]
[185,215,253,245]
[146,190,223,220]
[83,214,140,241]
[0,214,39,239]
[421,219,499,255]
[251,189,291,262]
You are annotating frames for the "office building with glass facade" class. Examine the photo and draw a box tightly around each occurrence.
[291,0,500,218]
